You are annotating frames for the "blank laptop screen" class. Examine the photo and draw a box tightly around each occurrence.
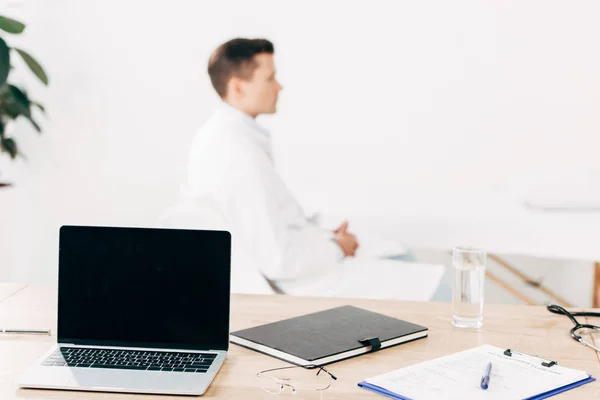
[57,226,231,351]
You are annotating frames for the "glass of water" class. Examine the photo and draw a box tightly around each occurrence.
[452,246,486,328]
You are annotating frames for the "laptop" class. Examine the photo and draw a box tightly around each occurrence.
[18,225,231,396]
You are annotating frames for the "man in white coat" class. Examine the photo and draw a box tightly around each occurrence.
[183,38,445,301]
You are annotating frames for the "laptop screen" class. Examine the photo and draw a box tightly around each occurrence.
[57,226,231,351]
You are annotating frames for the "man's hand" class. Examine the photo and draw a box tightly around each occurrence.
[333,221,359,257]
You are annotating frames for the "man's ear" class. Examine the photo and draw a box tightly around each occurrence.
[228,76,245,99]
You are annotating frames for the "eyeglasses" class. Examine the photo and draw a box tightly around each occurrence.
[257,364,337,399]
[547,304,600,352]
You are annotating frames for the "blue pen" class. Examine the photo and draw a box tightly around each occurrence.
[480,362,492,390]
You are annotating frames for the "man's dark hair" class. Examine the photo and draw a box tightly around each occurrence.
[208,38,274,98]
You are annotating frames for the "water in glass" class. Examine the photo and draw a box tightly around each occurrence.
[452,247,486,328]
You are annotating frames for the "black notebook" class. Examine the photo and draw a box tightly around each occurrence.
[229,305,427,367]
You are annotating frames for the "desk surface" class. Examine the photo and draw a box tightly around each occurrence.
[1,284,599,399]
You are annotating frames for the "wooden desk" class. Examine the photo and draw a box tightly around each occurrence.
[1,284,599,399]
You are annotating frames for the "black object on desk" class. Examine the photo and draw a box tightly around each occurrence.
[230,305,428,367]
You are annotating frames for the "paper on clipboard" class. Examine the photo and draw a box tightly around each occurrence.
[359,344,593,400]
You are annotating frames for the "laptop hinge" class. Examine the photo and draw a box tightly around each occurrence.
[57,343,224,352]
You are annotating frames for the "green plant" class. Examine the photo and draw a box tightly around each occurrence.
[0,15,48,167]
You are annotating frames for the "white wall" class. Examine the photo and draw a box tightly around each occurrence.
[1,0,599,283]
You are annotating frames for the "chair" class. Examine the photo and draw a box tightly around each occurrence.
[157,195,276,295]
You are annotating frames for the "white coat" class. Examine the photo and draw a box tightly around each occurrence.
[184,103,444,300]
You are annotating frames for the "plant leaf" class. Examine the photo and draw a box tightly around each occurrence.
[28,116,41,132]
[14,48,48,85]
[0,85,21,118]
[4,85,41,132]
[0,16,25,34]
[2,84,31,118]
[1,86,43,132]
[31,101,45,113]
[1,136,18,159]
[0,38,9,86]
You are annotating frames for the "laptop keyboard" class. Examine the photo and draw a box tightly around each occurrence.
[42,347,217,373]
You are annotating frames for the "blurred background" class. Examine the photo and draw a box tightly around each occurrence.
[1,0,599,306]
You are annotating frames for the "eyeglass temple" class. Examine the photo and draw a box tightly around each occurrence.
[317,366,337,380]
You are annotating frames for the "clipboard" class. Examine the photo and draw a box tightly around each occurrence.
[358,344,595,400]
